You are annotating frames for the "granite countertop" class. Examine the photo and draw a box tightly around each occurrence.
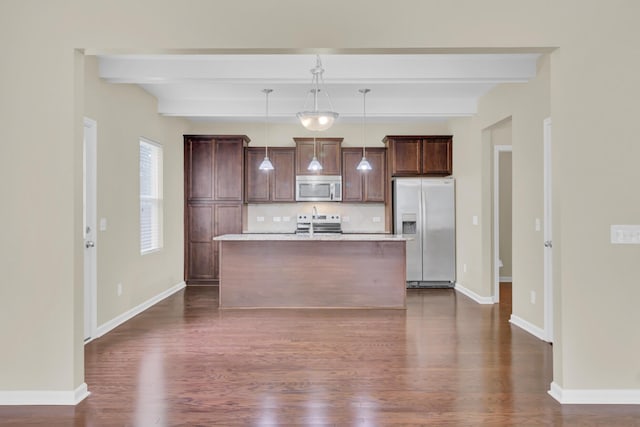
[213,233,411,242]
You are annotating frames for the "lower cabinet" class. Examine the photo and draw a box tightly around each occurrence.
[185,203,242,283]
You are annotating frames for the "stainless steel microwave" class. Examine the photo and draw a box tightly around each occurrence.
[295,175,342,202]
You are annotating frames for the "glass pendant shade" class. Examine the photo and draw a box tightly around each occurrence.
[356,155,372,171]
[259,155,274,171]
[297,55,338,131]
[258,88,275,171]
[296,110,338,131]
[307,156,323,171]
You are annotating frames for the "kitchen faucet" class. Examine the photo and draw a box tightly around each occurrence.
[310,205,318,236]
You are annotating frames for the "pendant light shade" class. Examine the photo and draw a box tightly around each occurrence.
[297,55,338,131]
[356,88,372,171]
[307,137,323,171]
[258,89,274,171]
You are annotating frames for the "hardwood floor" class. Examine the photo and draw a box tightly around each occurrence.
[2,283,639,426]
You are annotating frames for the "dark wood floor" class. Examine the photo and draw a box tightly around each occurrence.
[2,283,639,426]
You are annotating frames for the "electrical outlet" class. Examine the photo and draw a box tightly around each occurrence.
[100,218,107,231]
[273,216,281,222]
[535,218,541,231]
[342,216,350,222]
[117,283,123,297]
[283,216,291,222]
[372,216,381,223]
[472,215,479,226]
[463,264,467,273]
[257,216,265,222]
[530,290,536,304]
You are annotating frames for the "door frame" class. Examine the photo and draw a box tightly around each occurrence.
[543,117,553,342]
[493,144,512,303]
[83,117,98,342]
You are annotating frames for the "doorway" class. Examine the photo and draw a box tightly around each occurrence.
[83,117,98,342]
[493,144,513,304]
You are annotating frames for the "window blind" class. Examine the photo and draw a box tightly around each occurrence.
[140,138,163,254]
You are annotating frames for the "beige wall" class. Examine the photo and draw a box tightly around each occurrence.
[84,57,188,326]
[1,0,639,397]
[450,56,549,330]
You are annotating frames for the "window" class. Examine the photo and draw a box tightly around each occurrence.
[139,138,163,254]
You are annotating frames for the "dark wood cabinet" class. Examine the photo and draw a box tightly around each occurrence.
[184,135,248,284]
[384,135,452,176]
[341,147,386,203]
[294,137,342,175]
[245,147,295,203]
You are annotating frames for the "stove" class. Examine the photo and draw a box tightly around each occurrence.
[296,213,342,234]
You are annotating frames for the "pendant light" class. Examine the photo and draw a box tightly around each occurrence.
[356,88,372,171]
[307,137,323,171]
[296,55,339,131]
[258,89,274,171]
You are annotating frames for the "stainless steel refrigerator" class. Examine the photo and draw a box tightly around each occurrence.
[393,178,456,287]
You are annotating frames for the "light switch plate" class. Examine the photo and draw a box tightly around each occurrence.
[99,218,107,231]
[372,217,381,223]
[472,215,479,226]
[535,218,541,232]
[611,225,640,244]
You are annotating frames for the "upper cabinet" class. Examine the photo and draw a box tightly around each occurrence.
[341,147,386,203]
[185,135,249,202]
[245,147,296,203]
[383,135,452,176]
[294,137,343,176]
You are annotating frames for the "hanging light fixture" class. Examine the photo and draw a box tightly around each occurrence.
[307,137,323,171]
[296,55,338,131]
[356,88,372,171]
[258,89,274,171]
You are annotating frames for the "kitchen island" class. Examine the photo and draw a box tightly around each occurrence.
[213,234,409,309]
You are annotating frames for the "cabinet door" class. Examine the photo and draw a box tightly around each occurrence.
[390,139,422,175]
[187,204,215,280]
[363,148,386,202]
[185,138,214,200]
[422,137,452,175]
[214,138,243,201]
[245,148,271,202]
[341,148,364,202]
[318,140,341,175]
[295,140,316,175]
[270,148,295,202]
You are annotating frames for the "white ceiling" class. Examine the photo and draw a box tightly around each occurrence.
[98,53,540,123]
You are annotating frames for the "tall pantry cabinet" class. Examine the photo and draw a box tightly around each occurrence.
[184,135,249,284]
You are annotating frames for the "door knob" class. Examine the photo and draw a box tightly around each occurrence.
[544,240,552,248]
[85,240,95,248]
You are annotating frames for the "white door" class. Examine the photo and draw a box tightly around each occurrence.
[83,118,97,342]
[543,118,553,342]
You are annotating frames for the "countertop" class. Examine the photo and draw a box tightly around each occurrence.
[213,233,411,242]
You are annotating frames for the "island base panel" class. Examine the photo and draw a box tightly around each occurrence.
[219,240,406,309]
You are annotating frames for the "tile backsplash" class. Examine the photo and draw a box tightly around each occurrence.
[246,202,386,233]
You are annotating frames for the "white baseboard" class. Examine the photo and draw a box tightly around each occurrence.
[0,383,89,406]
[454,282,494,304]
[95,281,186,339]
[499,276,512,282]
[509,314,548,342]
[549,381,640,404]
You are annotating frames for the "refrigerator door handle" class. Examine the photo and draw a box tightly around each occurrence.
[420,183,427,281]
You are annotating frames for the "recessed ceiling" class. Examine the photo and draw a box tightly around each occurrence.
[98,53,540,123]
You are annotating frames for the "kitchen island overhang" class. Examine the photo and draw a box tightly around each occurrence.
[213,234,410,309]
